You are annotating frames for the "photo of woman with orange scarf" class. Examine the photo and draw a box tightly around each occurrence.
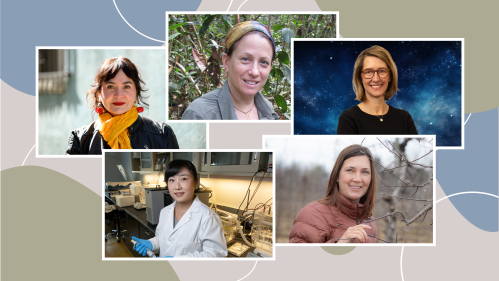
[66,57,179,154]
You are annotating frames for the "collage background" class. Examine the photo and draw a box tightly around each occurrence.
[1,0,498,280]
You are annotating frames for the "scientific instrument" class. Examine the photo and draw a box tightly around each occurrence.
[215,210,238,244]
[250,210,273,257]
[145,186,167,224]
[131,240,156,258]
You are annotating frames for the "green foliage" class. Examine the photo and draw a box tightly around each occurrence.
[168,14,337,120]
[199,15,216,36]
[168,33,181,40]
[274,95,287,113]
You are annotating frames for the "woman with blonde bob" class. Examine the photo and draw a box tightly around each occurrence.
[337,45,418,135]
[289,144,379,243]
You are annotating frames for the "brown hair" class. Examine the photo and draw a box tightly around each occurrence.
[86,57,148,114]
[318,144,378,220]
[352,45,399,101]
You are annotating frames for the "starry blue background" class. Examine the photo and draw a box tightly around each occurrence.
[293,41,462,147]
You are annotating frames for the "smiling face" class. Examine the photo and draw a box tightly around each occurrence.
[167,167,196,205]
[98,69,137,116]
[222,33,273,99]
[361,56,391,100]
[337,155,372,203]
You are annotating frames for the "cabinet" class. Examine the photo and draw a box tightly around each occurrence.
[131,152,272,177]
[131,153,171,173]
[123,216,141,257]
[199,152,271,177]
[131,152,153,173]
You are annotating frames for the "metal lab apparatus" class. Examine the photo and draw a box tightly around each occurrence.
[251,210,273,257]
[145,187,167,225]
[194,188,211,207]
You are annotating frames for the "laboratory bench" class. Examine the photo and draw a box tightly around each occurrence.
[105,193,260,258]
[105,193,156,258]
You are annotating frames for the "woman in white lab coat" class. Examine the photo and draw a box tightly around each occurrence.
[132,160,227,257]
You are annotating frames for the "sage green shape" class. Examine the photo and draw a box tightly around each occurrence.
[315,0,499,113]
[321,246,356,255]
[1,166,179,281]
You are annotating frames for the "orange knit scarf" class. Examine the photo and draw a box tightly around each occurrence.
[98,106,138,149]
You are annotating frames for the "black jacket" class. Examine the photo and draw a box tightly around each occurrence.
[66,116,179,154]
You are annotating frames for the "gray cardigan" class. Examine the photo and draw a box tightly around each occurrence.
[181,81,279,120]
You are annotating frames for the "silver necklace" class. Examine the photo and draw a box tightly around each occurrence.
[175,205,187,218]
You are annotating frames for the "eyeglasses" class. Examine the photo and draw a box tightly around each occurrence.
[361,68,390,79]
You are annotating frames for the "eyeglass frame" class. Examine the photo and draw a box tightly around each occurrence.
[361,68,391,79]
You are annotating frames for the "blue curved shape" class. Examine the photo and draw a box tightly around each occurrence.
[0,0,202,96]
[436,108,498,232]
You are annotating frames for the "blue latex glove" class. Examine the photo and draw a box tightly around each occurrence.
[156,256,173,258]
[131,236,153,257]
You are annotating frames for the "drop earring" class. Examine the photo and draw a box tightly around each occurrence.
[96,102,104,114]
[135,102,144,113]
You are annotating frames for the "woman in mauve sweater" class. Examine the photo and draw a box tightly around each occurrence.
[289,144,379,243]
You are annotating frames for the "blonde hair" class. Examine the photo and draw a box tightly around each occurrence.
[352,45,399,101]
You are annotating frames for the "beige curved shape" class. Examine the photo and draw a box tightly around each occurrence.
[197,0,321,11]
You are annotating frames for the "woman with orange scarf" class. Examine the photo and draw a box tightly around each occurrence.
[66,57,178,154]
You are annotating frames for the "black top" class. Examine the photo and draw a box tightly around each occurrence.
[66,115,179,154]
[337,105,418,135]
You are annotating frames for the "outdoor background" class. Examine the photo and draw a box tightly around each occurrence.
[266,136,434,243]
[168,13,337,120]
[37,48,205,155]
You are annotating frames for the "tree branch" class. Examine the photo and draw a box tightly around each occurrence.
[170,61,202,96]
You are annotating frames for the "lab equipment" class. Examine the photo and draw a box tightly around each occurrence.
[145,186,168,224]
[115,195,135,207]
[250,210,273,257]
[106,181,141,191]
[105,202,116,213]
[134,202,146,210]
[131,237,156,258]
[215,210,238,244]
[130,183,142,195]
[195,188,212,206]
[227,242,250,257]
[245,252,263,258]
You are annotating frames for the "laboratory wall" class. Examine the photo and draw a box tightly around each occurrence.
[201,177,273,211]
[104,152,137,182]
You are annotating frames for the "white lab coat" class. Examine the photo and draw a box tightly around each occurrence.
[149,196,228,257]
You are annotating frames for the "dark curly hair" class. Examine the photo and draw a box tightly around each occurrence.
[86,57,148,116]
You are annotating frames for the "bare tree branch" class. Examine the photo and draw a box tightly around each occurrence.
[381,193,433,204]
[404,201,433,226]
